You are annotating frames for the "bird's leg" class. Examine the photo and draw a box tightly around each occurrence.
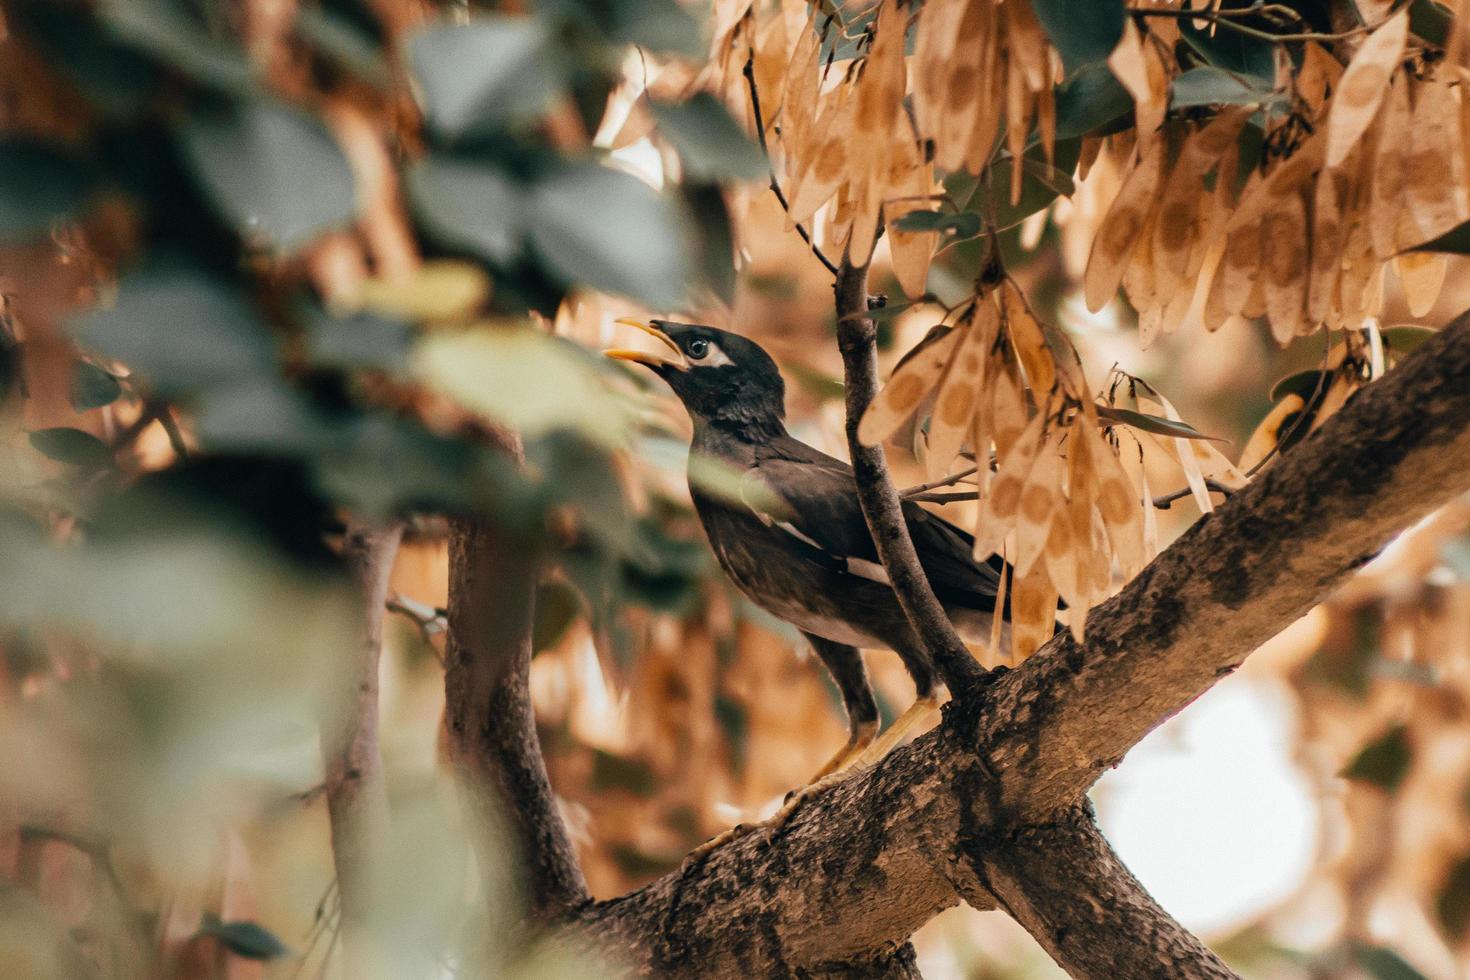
[849,691,943,769]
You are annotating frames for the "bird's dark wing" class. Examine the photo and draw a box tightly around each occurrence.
[748,436,1005,611]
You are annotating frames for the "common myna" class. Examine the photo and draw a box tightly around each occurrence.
[608,319,1010,848]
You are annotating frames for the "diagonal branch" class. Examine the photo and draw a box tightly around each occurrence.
[834,257,986,696]
[578,312,1470,974]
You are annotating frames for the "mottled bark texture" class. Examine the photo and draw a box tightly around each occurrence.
[456,310,1470,975]
[444,516,590,920]
[321,520,402,978]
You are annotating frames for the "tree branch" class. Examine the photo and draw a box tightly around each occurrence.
[444,504,588,920]
[574,312,1470,974]
[834,257,986,697]
[321,519,402,977]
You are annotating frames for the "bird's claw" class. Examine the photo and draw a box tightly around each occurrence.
[682,773,853,869]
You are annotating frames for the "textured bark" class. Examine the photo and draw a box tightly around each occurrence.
[320,519,402,979]
[565,314,1470,976]
[984,808,1236,979]
[444,515,589,920]
[833,258,986,696]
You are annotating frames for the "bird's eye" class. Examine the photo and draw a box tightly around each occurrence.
[686,338,710,360]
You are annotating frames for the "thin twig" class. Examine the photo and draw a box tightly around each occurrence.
[907,490,980,504]
[900,465,979,498]
[156,405,190,462]
[744,51,840,278]
[1125,2,1394,44]
[1151,478,1237,510]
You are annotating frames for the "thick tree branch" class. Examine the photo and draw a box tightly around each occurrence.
[981,311,1470,816]
[444,514,589,920]
[834,257,986,697]
[576,314,1470,974]
[983,807,1236,979]
[321,519,402,977]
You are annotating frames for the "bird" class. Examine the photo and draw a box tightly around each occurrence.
[607,318,1011,852]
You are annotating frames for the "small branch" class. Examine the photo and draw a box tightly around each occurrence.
[834,257,986,697]
[906,490,979,504]
[1125,3,1374,44]
[744,51,840,278]
[1151,478,1236,510]
[443,432,588,920]
[320,519,402,979]
[899,465,979,498]
[156,404,189,462]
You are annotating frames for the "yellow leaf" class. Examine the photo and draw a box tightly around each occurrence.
[975,410,1045,560]
[1396,253,1448,317]
[1370,70,1411,258]
[354,260,491,322]
[1009,562,1058,662]
[926,305,996,477]
[1261,188,1310,342]
[1402,75,1470,245]
[1013,427,1063,577]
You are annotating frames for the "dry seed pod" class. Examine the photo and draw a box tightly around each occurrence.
[1084,137,1167,311]
[925,304,996,477]
[787,93,855,227]
[1109,19,1166,150]
[857,326,960,446]
[989,359,1030,456]
[1397,252,1448,317]
[1013,427,1064,577]
[1010,561,1059,661]
[1002,280,1058,395]
[1402,75,1470,245]
[975,410,1046,560]
[1261,187,1311,343]
[1308,164,1347,324]
[1154,109,1252,295]
[1209,205,1263,320]
[1370,70,1411,259]
[1326,9,1408,169]
[1088,423,1145,576]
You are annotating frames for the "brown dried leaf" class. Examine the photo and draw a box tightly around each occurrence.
[1261,187,1310,342]
[1370,70,1411,259]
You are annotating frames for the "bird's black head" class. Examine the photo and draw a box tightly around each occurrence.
[606,319,786,436]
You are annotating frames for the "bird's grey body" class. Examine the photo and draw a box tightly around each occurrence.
[689,419,1008,698]
[607,318,1011,759]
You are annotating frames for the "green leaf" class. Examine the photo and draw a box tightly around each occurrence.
[405,154,523,264]
[179,99,357,254]
[408,17,566,139]
[1341,724,1412,792]
[1408,0,1454,46]
[1054,62,1134,139]
[1352,944,1429,980]
[1096,405,1226,441]
[29,427,113,469]
[9,5,161,117]
[73,264,278,395]
[194,379,337,455]
[198,915,291,961]
[1410,218,1470,253]
[685,183,737,303]
[1381,325,1438,356]
[71,360,124,411]
[535,0,703,56]
[101,0,255,94]
[294,6,390,87]
[1436,854,1470,941]
[1270,369,1329,403]
[1029,0,1124,75]
[533,580,582,653]
[894,210,983,239]
[979,138,1082,232]
[527,163,693,307]
[1170,66,1281,109]
[1180,16,1275,84]
[650,94,766,182]
[305,310,413,373]
[0,139,96,242]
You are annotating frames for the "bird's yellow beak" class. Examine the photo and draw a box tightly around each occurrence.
[604,317,688,372]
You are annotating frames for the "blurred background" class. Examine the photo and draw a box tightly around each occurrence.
[1,0,1469,978]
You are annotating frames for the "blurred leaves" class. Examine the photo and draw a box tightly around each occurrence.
[197,914,291,961]
[70,360,124,411]
[1029,0,1124,76]
[28,427,113,469]
[1341,724,1412,792]
[528,163,694,307]
[407,155,524,264]
[73,263,277,396]
[409,17,568,139]
[0,139,98,242]
[179,99,357,253]
[650,94,766,182]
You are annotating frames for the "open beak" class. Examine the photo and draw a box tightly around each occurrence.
[604,317,688,372]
